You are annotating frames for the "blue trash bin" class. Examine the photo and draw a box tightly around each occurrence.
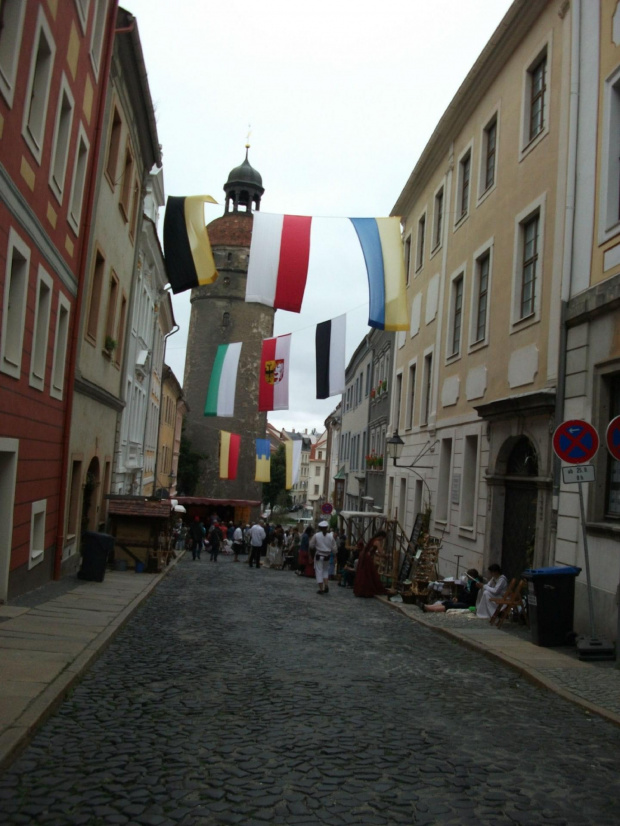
[523,566,581,647]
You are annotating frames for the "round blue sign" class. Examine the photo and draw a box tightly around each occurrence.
[607,416,620,462]
[553,420,599,465]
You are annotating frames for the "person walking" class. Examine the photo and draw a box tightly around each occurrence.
[189,516,203,560]
[209,522,221,562]
[232,522,244,562]
[248,520,266,569]
[310,520,337,595]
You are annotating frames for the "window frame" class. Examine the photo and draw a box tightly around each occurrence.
[598,64,620,243]
[520,39,552,159]
[446,269,465,361]
[420,349,434,427]
[104,103,123,190]
[89,0,108,79]
[454,142,473,228]
[405,359,417,431]
[29,499,47,570]
[459,428,480,534]
[469,238,493,351]
[68,122,91,235]
[21,7,56,165]
[1,228,30,380]
[85,247,105,345]
[48,73,76,204]
[29,265,54,392]
[478,109,499,203]
[511,195,546,330]
[0,0,27,107]
[415,211,426,273]
[50,292,71,400]
[431,183,444,255]
[404,234,412,286]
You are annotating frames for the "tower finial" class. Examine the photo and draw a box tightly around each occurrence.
[245,124,251,159]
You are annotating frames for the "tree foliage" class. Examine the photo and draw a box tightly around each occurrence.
[262,444,289,509]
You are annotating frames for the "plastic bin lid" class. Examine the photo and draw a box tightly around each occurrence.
[523,566,581,577]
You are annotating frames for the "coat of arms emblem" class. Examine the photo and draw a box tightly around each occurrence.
[265,359,285,384]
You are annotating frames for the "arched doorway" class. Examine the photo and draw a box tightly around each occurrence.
[81,458,100,534]
[500,437,538,581]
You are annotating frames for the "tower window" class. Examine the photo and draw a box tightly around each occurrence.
[222,312,230,327]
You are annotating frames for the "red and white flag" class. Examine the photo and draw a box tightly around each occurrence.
[258,334,291,411]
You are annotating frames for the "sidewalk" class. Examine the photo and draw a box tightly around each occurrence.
[380,596,620,726]
[0,565,170,771]
[0,561,618,774]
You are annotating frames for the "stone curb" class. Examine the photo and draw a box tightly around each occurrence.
[378,596,620,729]
[0,553,183,773]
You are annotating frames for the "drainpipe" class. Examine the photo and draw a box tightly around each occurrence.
[553,0,581,506]
[54,1,120,580]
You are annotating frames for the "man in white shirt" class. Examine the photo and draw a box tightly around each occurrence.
[248,520,266,569]
[232,523,244,562]
[310,520,337,594]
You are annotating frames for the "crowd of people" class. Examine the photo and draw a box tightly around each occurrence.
[173,514,391,598]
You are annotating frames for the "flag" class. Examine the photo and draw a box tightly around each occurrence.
[246,212,312,313]
[349,216,408,331]
[219,431,241,480]
[204,342,242,417]
[163,195,218,294]
[285,440,302,490]
[258,334,291,411]
[245,213,408,330]
[255,439,271,483]
[315,314,346,399]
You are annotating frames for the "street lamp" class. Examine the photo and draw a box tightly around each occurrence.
[386,431,405,465]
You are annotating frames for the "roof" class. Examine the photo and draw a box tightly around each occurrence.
[207,213,254,246]
[107,497,172,518]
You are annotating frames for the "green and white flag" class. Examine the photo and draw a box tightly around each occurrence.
[204,342,242,417]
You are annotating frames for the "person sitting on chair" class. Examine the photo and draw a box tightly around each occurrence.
[475,564,509,618]
[423,569,483,612]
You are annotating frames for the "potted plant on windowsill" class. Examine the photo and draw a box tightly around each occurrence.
[104,335,118,356]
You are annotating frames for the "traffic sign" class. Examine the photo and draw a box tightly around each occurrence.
[562,465,595,484]
[553,420,599,464]
[321,502,333,515]
[606,415,620,462]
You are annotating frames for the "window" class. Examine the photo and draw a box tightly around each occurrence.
[415,213,426,271]
[22,8,56,163]
[456,150,471,222]
[0,0,27,106]
[394,371,403,430]
[421,352,433,426]
[86,249,105,343]
[115,293,127,365]
[105,105,122,187]
[90,0,108,78]
[129,175,141,240]
[1,229,30,379]
[599,66,620,240]
[104,270,119,349]
[448,274,464,358]
[512,196,545,327]
[481,116,497,194]
[432,187,444,250]
[49,75,75,203]
[436,438,453,523]
[520,214,539,319]
[529,55,547,141]
[314,485,319,495]
[68,124,90,234]
[29,499,47,569]
[365,364,371,396]
[119,142,134,221]
[30,266,53,391]
[74,0,91,32]
[51,293,70,400]
[602,374,620,519]
[404,235,412,285]
[472,250,490,345]
[460,434,479,530]
[315,466,320,476]
[406,363,416,430]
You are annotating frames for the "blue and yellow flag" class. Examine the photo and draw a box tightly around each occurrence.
[255,439,271,483]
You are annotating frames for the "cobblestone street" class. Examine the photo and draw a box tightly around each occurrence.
[1,555,619,826]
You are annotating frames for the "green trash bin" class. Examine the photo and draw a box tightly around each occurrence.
[523,566,581,647]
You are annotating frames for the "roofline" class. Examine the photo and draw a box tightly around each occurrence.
[392,0,549,217]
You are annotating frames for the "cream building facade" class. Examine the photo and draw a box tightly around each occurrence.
[389,0,571,584]
[554,1,620,642]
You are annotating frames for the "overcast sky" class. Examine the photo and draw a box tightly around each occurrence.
[125,0,513,434]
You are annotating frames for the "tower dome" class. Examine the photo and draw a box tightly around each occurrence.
[224,148,264,214]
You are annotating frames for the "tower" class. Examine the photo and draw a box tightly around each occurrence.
[182,151,274,502]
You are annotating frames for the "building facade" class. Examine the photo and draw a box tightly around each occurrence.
[389,0,569,584]
[340,335,372,511]
[63,8,161,570]
[0,0,117,599]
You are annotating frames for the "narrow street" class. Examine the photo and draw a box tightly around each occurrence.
[1,555,619,826]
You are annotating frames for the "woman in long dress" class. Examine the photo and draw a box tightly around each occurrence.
[354,531,388,598]
[475,564,509,618]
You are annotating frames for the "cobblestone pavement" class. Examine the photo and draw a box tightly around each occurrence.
[1,556,619,826]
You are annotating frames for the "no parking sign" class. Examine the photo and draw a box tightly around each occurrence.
[607,415,620,462]
[552,420,599,465]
